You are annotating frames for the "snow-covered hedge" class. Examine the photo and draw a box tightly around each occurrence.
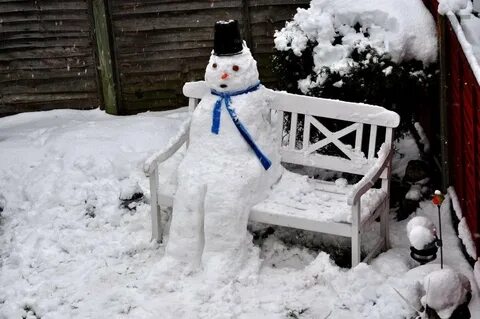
[273,0,439,132]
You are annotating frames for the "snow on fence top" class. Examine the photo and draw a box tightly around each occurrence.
[446,11,480,85]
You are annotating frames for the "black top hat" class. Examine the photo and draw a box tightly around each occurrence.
[213,20,243,56]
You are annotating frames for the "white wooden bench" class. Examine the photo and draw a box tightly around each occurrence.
[145,81,400,267]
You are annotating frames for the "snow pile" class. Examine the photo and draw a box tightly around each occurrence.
[438,0,468,14]
[274,0,437,92]
[407,216,436,250]
[0,109,479,318]
[421,268,470,318]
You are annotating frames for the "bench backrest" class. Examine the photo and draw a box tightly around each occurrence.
[183,81,400,177]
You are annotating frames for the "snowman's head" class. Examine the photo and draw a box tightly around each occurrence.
[205,43,260,93]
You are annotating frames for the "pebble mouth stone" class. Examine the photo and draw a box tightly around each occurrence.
[220,84,228,88]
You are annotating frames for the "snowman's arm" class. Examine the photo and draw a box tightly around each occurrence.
[144,118,191,176]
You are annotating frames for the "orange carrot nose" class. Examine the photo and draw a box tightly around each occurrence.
[221,72,229,80]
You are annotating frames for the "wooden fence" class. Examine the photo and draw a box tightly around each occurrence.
[0,0,100,117]
[0,0,309,117]
[423,0,480,254]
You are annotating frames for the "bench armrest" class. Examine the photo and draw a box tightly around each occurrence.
[144,118,191,176]
[347,144,393,205]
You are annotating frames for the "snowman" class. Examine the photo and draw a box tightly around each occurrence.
[160,20,281,279]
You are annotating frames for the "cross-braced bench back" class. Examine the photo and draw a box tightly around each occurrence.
[271,91,399,177]
[183,81,400,178]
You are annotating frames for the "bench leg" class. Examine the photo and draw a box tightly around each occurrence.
[380,200,390,251]
[150,166,162,242]
[351,202,361,267]
[352,229,361,267]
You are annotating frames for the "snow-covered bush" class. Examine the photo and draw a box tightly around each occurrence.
[273,0,439,133]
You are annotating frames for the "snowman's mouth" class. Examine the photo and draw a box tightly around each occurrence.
[220,84,228,88]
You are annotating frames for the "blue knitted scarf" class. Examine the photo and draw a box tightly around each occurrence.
[210,82,272,170]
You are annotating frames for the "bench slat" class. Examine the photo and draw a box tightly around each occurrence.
[280,149,383,177]
[271,90,400,128]
[182,81,400,128]
[289,112,298,150]
[249,206,352,237]
[355,123,364,152]
[368,125,378,159]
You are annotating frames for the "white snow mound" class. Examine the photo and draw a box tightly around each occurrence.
[406,216,435,234]
[421,268,470,318]
[408,226,435,250]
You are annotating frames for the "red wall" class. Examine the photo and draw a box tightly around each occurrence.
[424,0,480,254]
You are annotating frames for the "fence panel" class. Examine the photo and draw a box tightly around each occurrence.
[109,0,309,114]
[0,0,101,117]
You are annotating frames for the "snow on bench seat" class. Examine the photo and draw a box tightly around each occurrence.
[155,161,387,226]
[253,170,387,225]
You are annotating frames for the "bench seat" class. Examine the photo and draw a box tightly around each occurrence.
[155,153,387,235]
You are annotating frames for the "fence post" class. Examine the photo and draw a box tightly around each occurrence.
[92,0,119,115]
[439,14,450,191]
[241,0,254,54]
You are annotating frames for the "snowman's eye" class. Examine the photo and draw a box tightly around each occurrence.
[212,63,217,68]
[232,65,239,71]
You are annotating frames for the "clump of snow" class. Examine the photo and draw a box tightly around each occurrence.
[438,0,468,15]
[421,268,470,318]
[405,184,422,201]
[392,132,421,179]
[407,216,436,250]
[408,226,435,250]
[474,0,480,12]
[119,179,142,201]
[414,122,430,153]
[475,260,480,294]
[458,217,478,260]
[274,0,437,92]
[447,187,478,260]
[407,216,435,234]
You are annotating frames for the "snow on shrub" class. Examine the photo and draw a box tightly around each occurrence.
[273,0,439,133]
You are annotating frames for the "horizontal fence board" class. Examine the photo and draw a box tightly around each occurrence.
[0,47,94,61]
[111,0,241,16]
[0,68,95,83]
[0,57,94,72]
[0,38,91,51]
[0,1,88,12]
[2,31,90,41]
[1,78,98,94]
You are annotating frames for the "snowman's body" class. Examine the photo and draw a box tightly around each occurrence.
[164,46,281,277]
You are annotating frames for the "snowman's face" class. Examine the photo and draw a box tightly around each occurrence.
[205,46,260,92]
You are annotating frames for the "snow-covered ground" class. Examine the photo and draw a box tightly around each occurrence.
[1,109,479,318]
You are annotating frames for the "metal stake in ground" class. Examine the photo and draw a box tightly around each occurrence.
[432,190,445,269]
